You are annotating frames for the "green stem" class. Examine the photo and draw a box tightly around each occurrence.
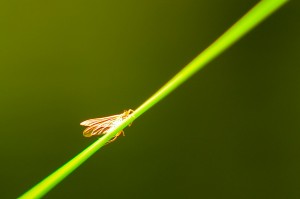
[19,0,288,198]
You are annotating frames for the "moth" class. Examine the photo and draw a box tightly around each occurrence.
[80,109,134,143]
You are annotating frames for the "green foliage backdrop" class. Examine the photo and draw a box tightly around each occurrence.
[0,0,298,198]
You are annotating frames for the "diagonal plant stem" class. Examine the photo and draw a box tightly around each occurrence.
[19,0,288,198]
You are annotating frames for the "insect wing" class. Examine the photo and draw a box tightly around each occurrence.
[81,114,123,137]
[81,110,134,141]
[83,121,107,137]
[80,115,121,127]
[83,121,111,137]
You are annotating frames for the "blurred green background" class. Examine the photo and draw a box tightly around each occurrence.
[0,0,299,198]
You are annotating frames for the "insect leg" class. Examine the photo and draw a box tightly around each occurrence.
[107,131,124,144]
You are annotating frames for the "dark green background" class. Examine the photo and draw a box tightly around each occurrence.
[0,0,299,198]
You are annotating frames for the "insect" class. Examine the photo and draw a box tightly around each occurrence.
[80,109,134,143]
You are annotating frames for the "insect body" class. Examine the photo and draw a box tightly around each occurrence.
[80,109,134,143]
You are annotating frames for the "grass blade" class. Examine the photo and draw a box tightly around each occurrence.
[19,0,288,198]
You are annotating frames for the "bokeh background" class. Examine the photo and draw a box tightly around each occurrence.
[0,0,299,198]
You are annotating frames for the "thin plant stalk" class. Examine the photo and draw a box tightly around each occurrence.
[19,0,288,198]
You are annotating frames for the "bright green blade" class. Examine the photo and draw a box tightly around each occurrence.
[19,0,288,198]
